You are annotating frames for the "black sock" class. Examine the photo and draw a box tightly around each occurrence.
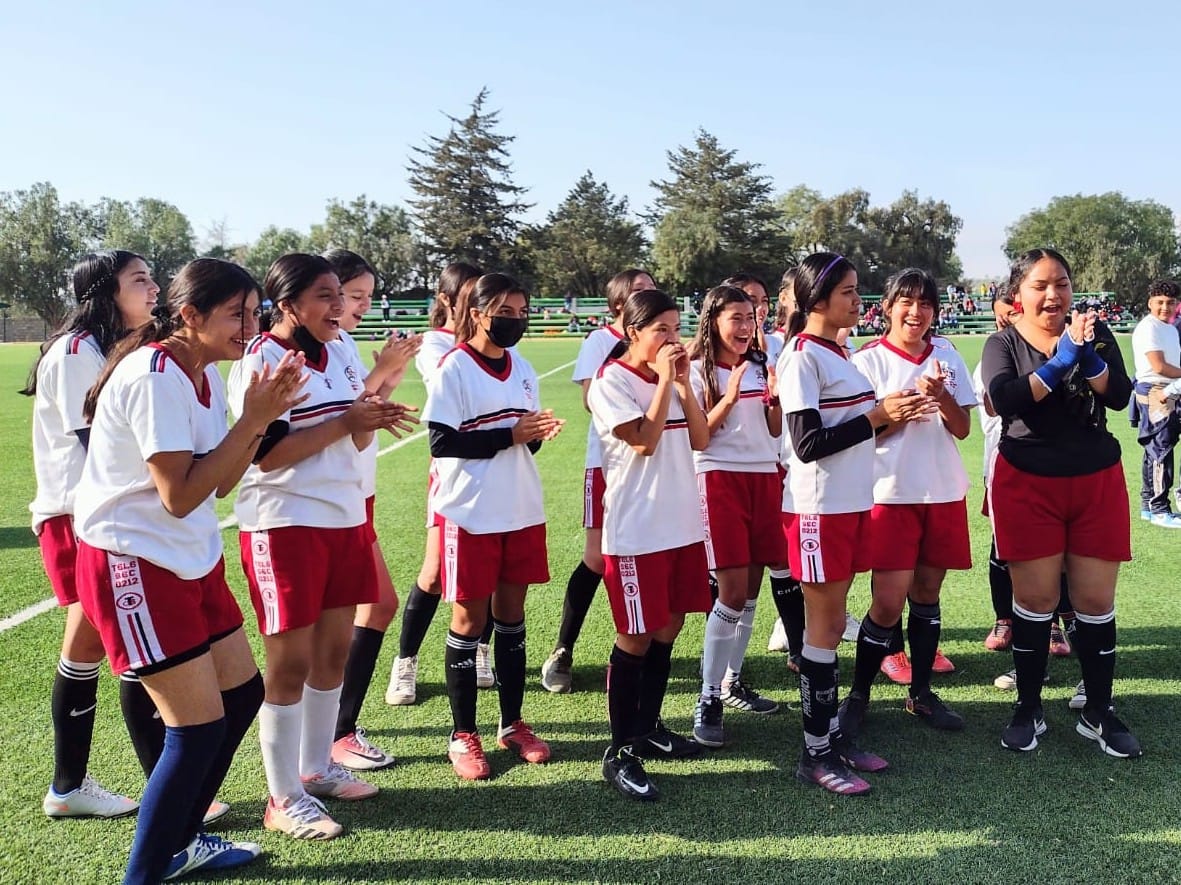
[398,585,441,659]
[1011,603,1052,709]
[850,615,893,698]
[186,672,263,836]
[607,644,645,751]
[120,673,164,778]
[335,626,385,740]
[907,601,941,698]
[799,645,837,757]
[770,573,805,656]
[888,619,905,654]
[556,561,601,652]
[51,658,100,794]
[708,572,720,604]
[988,537,1013,620]
[1058,573,1075,620]
[124,719,226,885]
[480,603,495,645]
[444,630,480,734]
[1073,610,1116,715]
[493,619,527,727]
[636,640,673,736]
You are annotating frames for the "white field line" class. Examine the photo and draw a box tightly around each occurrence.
[3,359,577,634]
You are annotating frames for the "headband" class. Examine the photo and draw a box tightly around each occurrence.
[813,255,846,289]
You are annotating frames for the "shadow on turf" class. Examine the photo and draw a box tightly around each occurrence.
[0,525,37,550]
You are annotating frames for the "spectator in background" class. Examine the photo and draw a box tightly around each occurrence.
[381,295,390,322]
[567,315,581,334]
[1131,280,1181,526]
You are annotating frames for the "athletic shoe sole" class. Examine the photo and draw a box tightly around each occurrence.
[1076,718,1142,758]
[1001,717,1047,752]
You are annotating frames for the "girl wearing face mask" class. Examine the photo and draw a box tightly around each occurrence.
[421,273,563,781]
[229,253,415,840]
[589,288,712,802]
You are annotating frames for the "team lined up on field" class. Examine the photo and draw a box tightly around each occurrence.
[26,244,1145,881]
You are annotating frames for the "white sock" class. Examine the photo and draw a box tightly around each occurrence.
[725,599,758,683]
[299,683,343,778]
[258,700,304,802]
[701,601,742,699]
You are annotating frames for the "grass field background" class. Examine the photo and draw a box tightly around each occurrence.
[2,335,1181,884]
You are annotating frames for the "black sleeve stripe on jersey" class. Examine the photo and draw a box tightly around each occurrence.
[819,392,875,409]
[291,399,354,419]
[664,417,689,431]
[459,408,531,431]
[291,403,352,422]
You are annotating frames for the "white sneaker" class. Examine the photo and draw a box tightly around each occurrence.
[476,642,495,689]
[43,774,138,818]
[1069,680,1087,711]
[301,762,378,801]
[264,794,342,840]
[767,618,789,652]
[842,612,861,643]
[385,655,418,706]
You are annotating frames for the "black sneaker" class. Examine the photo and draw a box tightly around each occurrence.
[602,746,659,801]
[720,677,779,715]
[1076,706,1142,758]
[837,691,869,740]
[635,719,703,760]
[1001,704,1046,752]
[692,696,725,748]
[795,750,871,795]
[906,690,965,731]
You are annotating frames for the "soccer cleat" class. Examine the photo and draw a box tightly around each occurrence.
[42,774,139,819]
[932,648,956,674]
[163,833,261,880]
[767,618,789,652]
[497,720,551,763]
[785,653,802,674]
[842,612,861,643]
[602,746,659,801]
[331,727,395,771]
[203,800,231,826]
[832,736,889,773]
[385,655,418,706]
[448,731,491,780]
[720,677,779,715]
[906,690,965,731]
[1049,623,1072,657]
[984,618,1013,651]
[1076,706,1142,758]
[301,762,379,801]
[1140,509,1152,521]
[995,669,1049,691]
[795,750,871,795]
[475,643,496,689]
[634,719,703,759]
[692,696,726,748]
[540,647,573,693]
[837,692,869,740]
[264,794,342,840]
[1150,512,1181,528]
[1068,680,1087,711]
[880,651,912,685]
[1001,704,1047,752]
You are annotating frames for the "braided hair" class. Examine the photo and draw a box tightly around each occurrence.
[689,285,767,411]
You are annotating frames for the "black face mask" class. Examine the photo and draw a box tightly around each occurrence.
[292,325,325,364]
[487,316,527,348]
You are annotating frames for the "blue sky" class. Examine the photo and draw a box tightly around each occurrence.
[3,0,1178,277]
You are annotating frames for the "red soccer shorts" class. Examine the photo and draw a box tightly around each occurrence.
[38,514,79,606]
[603,542,712,636]
[785,511,872,583]
[867,500,972,571]
[583,468,606,530]
[698,470,788,570]
[363,495,377,545]
[439,518,549,602]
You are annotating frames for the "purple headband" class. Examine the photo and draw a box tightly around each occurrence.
[813,255,846,289]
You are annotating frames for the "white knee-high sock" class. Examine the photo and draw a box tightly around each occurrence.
[299,683,343,778]
[701,601,742,698]
[258,700,304,802]
[725,599,758,684]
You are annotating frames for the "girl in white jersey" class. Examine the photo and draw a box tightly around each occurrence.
[322,249,421,772]
[778,252,935,796]
[230,254,414,840]
[24,251,160,820]
[541,268,655,694]
[687,285,787,748]
[589,289,712,802]
[74,258,307,883]
[422,273,563,781]
[837,269,976,741]
[388,262,485,705]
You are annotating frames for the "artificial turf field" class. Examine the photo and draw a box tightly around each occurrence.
[2,334,1180,885]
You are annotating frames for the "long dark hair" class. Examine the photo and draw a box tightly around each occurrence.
[880,268,939,340]
[21,250,148,396]
[775,267,799,330]
[261,253,335,332]
[454,273,529,343]
[606,289,679,362]
[430,262,483,329]
[605,268,654,318]
[689,285,766,410]
[83,259,260,422]
[785,252,856,341]
[322,248,376,286]
[1007,248,1072,300]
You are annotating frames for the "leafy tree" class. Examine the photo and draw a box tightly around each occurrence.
[521,172,647,299]
[407,88,531,272]
[0,182,92,325]
[1005,192,1181,302]
[98,197,196,288]
[649,130,788,294]
[307,196,417,295]
[242,226,308,286]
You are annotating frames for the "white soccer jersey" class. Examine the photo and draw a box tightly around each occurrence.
[421,343,546,534]
[851,336,976,504]
[229,333,368,530]
[689,359,779,473]
[338,330,377,498]
[972,361,1001,481]
[416,329,457,388]
[589,359,706,556]
[572,326,625,471]
[74,346,227,580]
[777,333,877,514]
[1132,314,1181,385]
[764,331,785,370]
[29,332,105,530]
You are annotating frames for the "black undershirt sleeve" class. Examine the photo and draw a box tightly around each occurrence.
[429,422,514,459]
[253,419,289,464]
[74,427,90,452]
[786,409,874,464]
[527,439,542,455]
